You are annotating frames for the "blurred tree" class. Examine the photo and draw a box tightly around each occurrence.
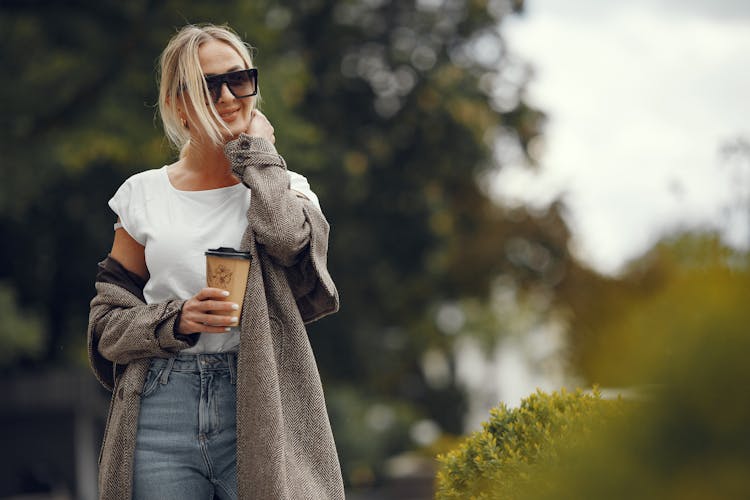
[564,231,748,387]
[519,237,750,500]
[436,241,750,498]
[0,282,45,367]
[0,0,601,486]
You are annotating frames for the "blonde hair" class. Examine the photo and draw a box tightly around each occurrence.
[157,24,259,155]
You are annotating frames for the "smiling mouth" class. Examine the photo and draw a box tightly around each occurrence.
[219,109,240,120]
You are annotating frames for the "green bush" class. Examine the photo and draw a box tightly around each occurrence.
[437,253,750,500]
[527,312,750,500]
[435,388,623,499]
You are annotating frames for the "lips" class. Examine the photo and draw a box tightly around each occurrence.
[218,108,240,121]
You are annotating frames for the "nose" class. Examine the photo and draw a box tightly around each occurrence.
[216,82,234,103]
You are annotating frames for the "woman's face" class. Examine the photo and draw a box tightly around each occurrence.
[188,38,254,141]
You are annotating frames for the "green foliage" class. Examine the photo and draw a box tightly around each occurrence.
[0,282,45,366]
[325,385,420,487]
[525,269,750,500]
[0,0,601,485]
[568,232,749,386]
[437,236,750,499]
[435,388,623,499]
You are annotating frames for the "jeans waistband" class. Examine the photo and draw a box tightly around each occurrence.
[150,352,238,385]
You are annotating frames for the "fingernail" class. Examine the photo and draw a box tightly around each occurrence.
[231,303,239,310]
[231,317,239,323]
[225,327,232,332]
[222,291,230,297]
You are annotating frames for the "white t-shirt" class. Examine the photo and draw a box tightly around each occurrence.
[108,165,319,353]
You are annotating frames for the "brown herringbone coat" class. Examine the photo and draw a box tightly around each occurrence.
[88,135,344,499]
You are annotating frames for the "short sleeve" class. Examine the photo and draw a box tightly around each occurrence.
[287,170,321,211]
[108,176,147,245]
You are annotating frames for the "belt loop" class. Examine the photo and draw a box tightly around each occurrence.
[160,357,176,385]
[228,353,237,385]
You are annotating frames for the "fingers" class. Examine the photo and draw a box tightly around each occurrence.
[249,109,266,128]
[179,306,239,334]
[195,287,231,300]
[252,109,270,120]
[176,288,242,335]
[181,322,234,335]
[203,299,240,313]
[247,109,275,143]
[191,312,239,328]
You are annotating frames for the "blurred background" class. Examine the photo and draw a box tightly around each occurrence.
[0,1,747,499]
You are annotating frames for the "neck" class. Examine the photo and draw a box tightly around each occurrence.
[171,137,239,191]
[183,138,234,178]
[184,136,231,171]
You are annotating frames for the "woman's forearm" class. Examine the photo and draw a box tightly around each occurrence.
[225,134,313,266]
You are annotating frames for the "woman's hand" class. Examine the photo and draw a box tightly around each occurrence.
[177,287,239,334]
[246,109,275,144]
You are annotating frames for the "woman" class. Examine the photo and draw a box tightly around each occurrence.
[87,24,343,499]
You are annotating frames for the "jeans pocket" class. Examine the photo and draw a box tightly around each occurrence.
[140,365,164,399]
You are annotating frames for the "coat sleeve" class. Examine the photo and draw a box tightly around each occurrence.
[225,134,312,267]
[225,134,340,323]
[87,256,196,390]
[283,203,340,323]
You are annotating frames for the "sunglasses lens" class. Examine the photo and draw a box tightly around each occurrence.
[227,70,256,98]
[206,80,223,102]
[204,70,257,102]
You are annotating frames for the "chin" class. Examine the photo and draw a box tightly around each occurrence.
[233,118,251,135]
[222,123,246,140]
[231,126,247,137]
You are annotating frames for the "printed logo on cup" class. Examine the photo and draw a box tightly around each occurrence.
[205,247,252,321]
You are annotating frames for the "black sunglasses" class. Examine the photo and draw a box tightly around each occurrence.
[204,68,258,103]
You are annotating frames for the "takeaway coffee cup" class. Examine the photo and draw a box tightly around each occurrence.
[205,247,252,321]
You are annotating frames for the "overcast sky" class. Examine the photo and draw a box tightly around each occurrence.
[493,0,750,275]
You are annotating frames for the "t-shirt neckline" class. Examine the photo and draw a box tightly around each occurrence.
[161,165,244,194]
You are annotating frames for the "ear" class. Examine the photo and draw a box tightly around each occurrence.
[178,109,189,130]
[165,92,184,110]
[170,97,186,120]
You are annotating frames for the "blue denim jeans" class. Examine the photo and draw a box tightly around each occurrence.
[133,353,238,500]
